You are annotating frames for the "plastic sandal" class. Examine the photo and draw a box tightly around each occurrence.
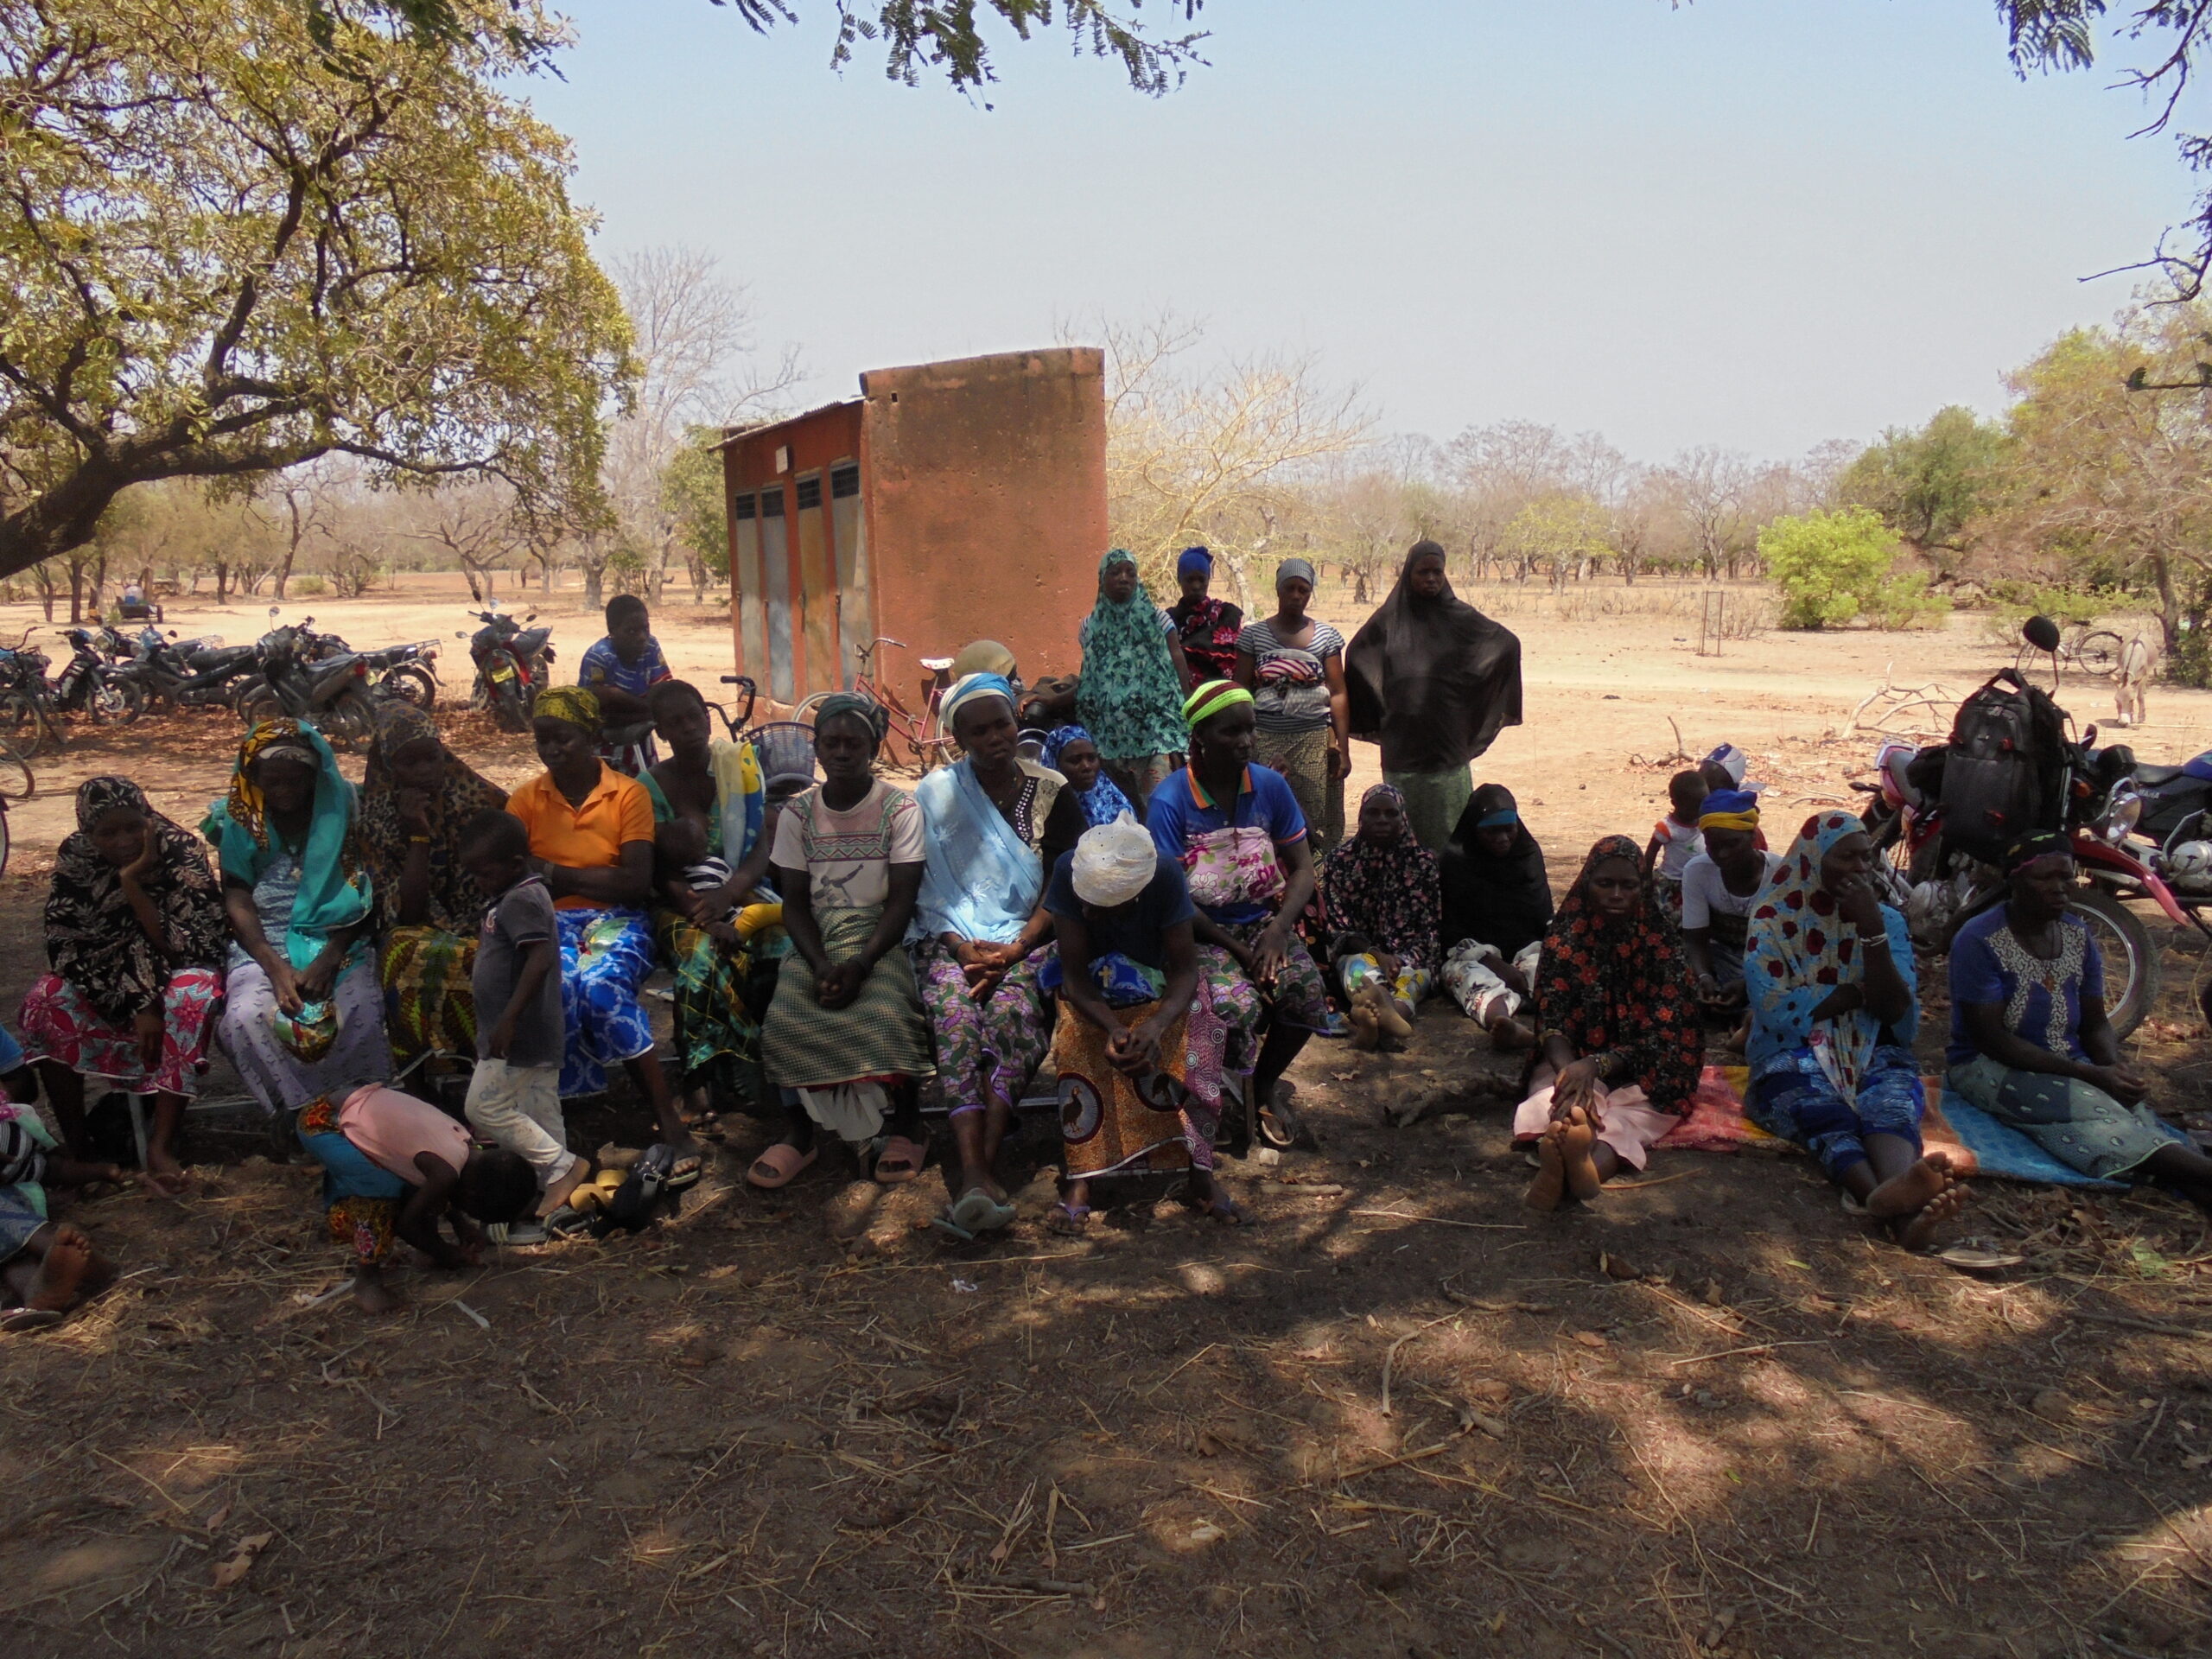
[874,1135,926,1185]
[950,1187,1014,1235]
[746,1143,817,1190]
[1,1308,65,1334]
[1045,1201,1092,1236]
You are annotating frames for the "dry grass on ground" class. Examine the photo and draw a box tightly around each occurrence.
[3,582,2211,1659]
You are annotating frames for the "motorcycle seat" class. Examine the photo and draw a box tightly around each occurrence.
[2133,763,2196,788]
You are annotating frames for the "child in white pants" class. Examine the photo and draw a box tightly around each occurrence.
[461,810,583,1223]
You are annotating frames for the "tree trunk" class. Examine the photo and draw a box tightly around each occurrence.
[2153,550,2182,651]
[214,560,229,603]
[582,561,604,610]
[67,559,84,623]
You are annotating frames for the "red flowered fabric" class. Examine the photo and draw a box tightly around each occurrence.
[1530,834,1703,1109]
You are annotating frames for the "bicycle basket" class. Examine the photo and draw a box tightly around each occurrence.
[748,721,817,791]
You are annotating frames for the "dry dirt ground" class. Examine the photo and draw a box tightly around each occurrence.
[4,577,2212,1659]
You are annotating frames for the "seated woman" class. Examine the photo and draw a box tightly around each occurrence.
[910,674,1086,1219]
[1145,680,1325,1138]
[208,722,389,1122]
[1319,785,1441,1051]
[1677,789,1780,1027]
[754,696,936,1193]
[1043,724,1140,828]
[503,689,696,1178]
[1437,784,1548,1049]
[1948,833,2212,1204]
[359,703,505,1071]
[1745,811,1964,1249]
[643,680,781,1116]
[22,779,227,1190]
[1517,836,1705,1211]
[1043,814,1245,1230]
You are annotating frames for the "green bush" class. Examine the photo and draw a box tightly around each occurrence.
[290,575,327,597]
[1759,507,1948,631]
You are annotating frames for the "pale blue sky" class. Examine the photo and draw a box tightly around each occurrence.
[527,1,2194,461]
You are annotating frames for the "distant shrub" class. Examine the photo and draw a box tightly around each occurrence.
[1760,507,1951,631]
[290,575,327,597]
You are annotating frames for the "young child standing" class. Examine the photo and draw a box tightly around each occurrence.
[459,810,581,1230]
[1643,769,1707,924]
[578,594,674,774]
[296,1081,536,1313]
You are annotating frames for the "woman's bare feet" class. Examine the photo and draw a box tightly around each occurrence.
[538,1159,590,1218]
[1866,1153,1954,1219]
[1524,1122,1569,1212]
[144,1149,190,1194]
[1558,1107,1604,1202]
[1893,1182,1969,1252]
[1487,1014,1535,1052]
[351,1267,398,1315]
[28,1225,97,1313]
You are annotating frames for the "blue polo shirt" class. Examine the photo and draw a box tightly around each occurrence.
[1145,763,1306,924]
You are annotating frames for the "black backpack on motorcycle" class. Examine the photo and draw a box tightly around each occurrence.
[1938,669,2068,863]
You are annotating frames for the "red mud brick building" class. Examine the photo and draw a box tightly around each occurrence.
[720,346,1108,708]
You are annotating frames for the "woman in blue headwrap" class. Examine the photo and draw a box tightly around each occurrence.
[1236,556,1350,853]
[1042,724,1138,829]
[1168,545,1243,687]
[909,673,1088,1234]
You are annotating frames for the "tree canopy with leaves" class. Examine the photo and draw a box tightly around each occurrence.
[1837,406,2009,577]
[0,0,634,582]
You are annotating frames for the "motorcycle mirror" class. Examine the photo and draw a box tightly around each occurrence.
[525,613,537,622]
[166,631,178,639]
[455,631,468,639]
[2024,614,2062,653]
[269,606,280,618]
[302,616,314,626]
[2084,722,2100,745]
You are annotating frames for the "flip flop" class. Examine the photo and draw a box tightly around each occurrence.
[874,1135,926,1185]
[746,1143,817,1190]
[543,1205,594,1240]
[1,1308,65,1334]
[929,1212,976,1243]
[484,1218,549,1246]
[950,1187,1014,1235]
[1935,1243,2024,1274]
[664,1152,704,1192]
[1045,1201,1091,1236]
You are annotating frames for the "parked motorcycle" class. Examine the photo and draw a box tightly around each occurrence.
[458,604,555,732]
[236,607,378,751]
[0,627,141,753]
[51,628,143,724]
[359,638,442,710]
[115,628,265,715]
[1855,623,2171,1035]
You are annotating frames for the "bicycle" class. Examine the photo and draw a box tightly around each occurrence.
[2059,621,2126,677]
[791,637,957,773]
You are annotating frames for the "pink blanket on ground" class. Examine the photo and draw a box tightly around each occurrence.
[1656,1065,1978,1174]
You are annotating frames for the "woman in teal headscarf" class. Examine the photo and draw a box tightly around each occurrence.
[1077,550,1191,805]
[208,721,388,1120]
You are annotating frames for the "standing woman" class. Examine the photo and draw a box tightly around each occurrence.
[1168,546,1243,688]
[358,703,506,1071]
[1344,540,1522,851]
[1236,558,1351,854]
[22,779,228,1190]
[1745,811,1964,1249]
[910,674,1087,1211]
[643,680,779,1108]
[1516,836,1704,1211]
[504,688,697,1175]
[207,721,388,1122]
[1077,549,1191,805]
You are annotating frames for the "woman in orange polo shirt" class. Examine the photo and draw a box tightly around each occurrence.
[505,688,696,1179]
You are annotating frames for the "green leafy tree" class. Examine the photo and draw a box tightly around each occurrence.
[1499,493,1611,591]
[1837,406,2008,578]
[663,429,733,598]
[0,0,634,584]
[1760,507,1942,631]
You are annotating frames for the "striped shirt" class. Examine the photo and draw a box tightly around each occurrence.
[1236,618,1344,733]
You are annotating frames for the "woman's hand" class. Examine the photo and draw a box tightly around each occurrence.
[267,958,305,1017]
[2085,1062,2150,1105]
[1249,922,1291,988]
[132,1007,164,1071]
[397,785,435,837]
[297,946,343,1003]
[1550,1058,1605,1124]
[1694,971,1725,1007]
[1833,873,1885,934]
[1106,1020,1164,1076]
[816,959,865,1010]
[121,836,159,887]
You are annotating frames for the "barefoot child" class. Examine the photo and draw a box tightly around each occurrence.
[1643,770,1707,924]
[459,810,584,1226]
[296,1082,537,1312]
[1,1062,131,1330]
[1516,838,1705,1211]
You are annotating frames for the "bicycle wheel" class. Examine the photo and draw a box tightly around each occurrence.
[0,751,33,804]
[2075,630,2124,677]
[0,805,10,876]
[0,692,45,758]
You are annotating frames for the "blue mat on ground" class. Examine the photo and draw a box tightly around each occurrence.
[1936,1088,2184,1192]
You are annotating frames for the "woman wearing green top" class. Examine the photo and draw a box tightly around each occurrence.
[643,682,783,1109]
